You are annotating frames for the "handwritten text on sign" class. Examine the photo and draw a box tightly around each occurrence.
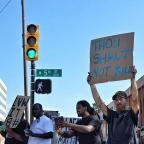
[4,96,30,128]
[57,117,79,144]
[90,32,134,83]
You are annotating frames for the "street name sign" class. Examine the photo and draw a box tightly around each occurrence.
[36,69,62,77]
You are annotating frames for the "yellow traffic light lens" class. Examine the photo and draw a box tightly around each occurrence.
[27,36,36,46]
[27,24,37,34]
[27,48,36,59]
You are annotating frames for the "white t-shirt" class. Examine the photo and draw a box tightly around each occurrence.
[28,115,54,144]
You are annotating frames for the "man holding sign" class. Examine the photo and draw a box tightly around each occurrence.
[0,114,29,144]
[87,66,139,144]
[1,96,30,144]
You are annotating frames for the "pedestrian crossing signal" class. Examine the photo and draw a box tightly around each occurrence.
[35,79,52,94]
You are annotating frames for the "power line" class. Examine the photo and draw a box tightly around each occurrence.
[0,0,13,15]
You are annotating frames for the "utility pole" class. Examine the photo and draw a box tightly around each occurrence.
[30,61,35,123]
[21,0,29,121]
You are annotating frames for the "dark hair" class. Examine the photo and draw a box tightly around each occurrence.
[112,91,127,100]
[77,100,95,115]
[33,103,43,110]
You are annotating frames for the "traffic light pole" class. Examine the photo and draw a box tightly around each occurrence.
[21,0,29,121]
[30,61,35,123]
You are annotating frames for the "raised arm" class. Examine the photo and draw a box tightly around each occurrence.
[131,66,139,114]
[87,74,108,116]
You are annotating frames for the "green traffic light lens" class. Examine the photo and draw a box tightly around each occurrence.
[27,48,36,59]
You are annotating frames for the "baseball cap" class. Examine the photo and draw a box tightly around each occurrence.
[112,91,127,100]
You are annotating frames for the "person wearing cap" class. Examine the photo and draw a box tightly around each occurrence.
[87,66,139,144]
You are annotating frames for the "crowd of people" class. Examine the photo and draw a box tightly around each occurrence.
[0,66,140,144]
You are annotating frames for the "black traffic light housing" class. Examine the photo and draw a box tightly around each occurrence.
[35,79,52,94]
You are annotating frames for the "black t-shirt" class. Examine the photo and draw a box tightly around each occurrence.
[75,115,102,144]
[5,120,29,144]
[103,108,138,144]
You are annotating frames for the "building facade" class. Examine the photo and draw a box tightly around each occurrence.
[0,79,7,122]
[0,79,7,144]
[125,75,144,143]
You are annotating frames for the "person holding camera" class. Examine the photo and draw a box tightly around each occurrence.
[56,100,102,144]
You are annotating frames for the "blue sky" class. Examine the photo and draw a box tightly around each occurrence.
[0,0,144,118]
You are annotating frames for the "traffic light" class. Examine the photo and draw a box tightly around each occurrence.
[25,24,39,61]
[35,79,52,94]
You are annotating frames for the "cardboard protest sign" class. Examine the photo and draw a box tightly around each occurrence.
[4,96,30,128]
[90,32,134,83]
